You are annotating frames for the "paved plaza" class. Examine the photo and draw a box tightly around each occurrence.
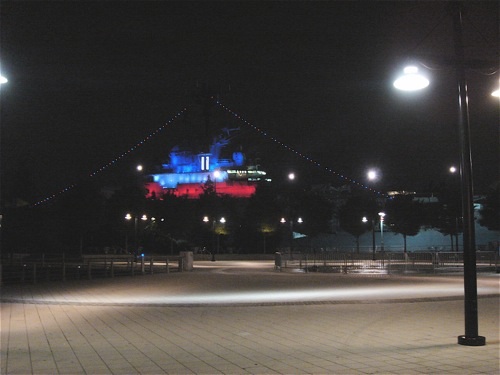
[1,260,499,374]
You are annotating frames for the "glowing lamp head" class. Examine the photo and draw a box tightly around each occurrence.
[393,66,429,91]
[378,212,386,221]
[0,75,7,84]
[367,170,377,181]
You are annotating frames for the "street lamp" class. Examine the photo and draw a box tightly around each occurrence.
[203,216,226,259]
[362,216,376,260]
[0,75,7,85]
[378,212,385,252]
[281,216,303,257]
[213,170,221,193]
[367,170,377,181]
[125,213,148,255]
[393,3,486,346]
[393,66,429,91]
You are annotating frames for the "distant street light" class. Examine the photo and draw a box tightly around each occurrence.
[281,216,303,257]
[203,216,226,258]
[125,213,148,255]
[362,216,376,260]
[449,166,457,174]
[393,2,487,346]
[288,172,295,181]
[378,212,385,252]
[0,75,7,84]
[367,170,376,180]
[136,164,143,172]
[213,170,221,194]
[393,66,429,91]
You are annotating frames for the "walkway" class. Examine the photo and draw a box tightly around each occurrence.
[1,260,499,374]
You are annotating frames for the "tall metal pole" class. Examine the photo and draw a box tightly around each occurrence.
[371,219,376,260]
[452,1,485,346]
[378,213,385,252]
[134,217,138,254]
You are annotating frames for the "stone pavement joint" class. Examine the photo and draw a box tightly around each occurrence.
[1,261,499,374]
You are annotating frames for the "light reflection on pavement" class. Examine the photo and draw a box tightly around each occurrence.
[1,260,498,306]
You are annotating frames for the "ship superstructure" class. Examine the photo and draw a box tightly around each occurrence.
[145,128,269,199]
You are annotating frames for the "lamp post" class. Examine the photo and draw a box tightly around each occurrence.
[378,212,385,253]
[0,72,6,285]
[213,170,221,194]
[393,2,486,346]
[362,216,376,260]
[203,216,226,260]
[125,213,148,255]
[281,216,303,258]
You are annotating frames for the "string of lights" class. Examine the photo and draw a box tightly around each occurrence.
[32,108,188,206]
[32,96,385,207]
[215,99,385,196]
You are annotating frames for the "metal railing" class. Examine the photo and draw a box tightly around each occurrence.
[0,254,184,285]
[276,251,498,274]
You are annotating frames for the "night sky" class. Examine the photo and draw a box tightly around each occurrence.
[1,1,498,204]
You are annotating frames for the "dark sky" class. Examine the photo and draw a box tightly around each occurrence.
[1,1,498,204]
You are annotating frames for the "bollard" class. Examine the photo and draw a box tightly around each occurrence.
[166,258,169,273]
[150,258,154,275]
[274,252,282,271]
[33,263,37,284]
[62,261,66,282]
[179,251,193,271]
[111,260,114,278]
[87,262,92,280]
[141,256,145,274]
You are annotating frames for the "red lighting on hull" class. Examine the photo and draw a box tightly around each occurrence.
[145,181,256,199]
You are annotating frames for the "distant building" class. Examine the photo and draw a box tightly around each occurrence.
[145,128,270,199]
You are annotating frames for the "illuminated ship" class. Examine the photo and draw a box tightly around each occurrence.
[145,127,269,199]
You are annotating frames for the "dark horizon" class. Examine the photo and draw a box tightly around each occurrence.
[1,1,498,204]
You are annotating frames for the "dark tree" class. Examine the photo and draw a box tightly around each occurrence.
[338,194,379,253]
[478,183,500,231]
[385,196,424,253]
